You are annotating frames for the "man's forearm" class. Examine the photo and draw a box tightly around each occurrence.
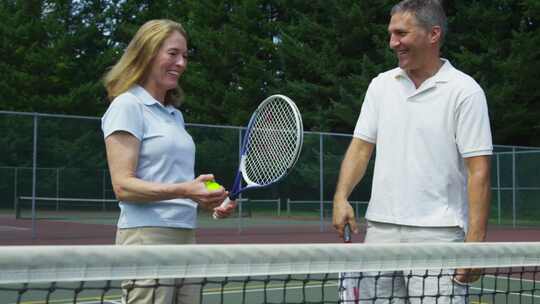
[465,156,492,242]
[334,139,374,201]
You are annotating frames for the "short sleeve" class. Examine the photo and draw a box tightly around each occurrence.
[353,80,378,143]
[101,94,144,141]
[455,90,493,158]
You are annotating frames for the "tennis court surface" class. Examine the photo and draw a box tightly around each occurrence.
[1,242,539,304]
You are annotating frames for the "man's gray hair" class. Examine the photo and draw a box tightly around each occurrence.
[391,0,447,46]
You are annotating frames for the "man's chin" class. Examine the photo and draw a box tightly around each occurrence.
[398,61,408,70]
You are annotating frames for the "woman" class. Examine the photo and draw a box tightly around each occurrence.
[101,19,235,303]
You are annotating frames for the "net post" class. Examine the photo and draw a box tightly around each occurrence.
[319,133,324,232]
[236,198,248,233]
[496,153,501,225]
[13,168,18,218]
[512,146,516,228]
[56,168,60,211]
[286,198,290,216]
[236,127,243,232]
[238,196,243,232]
[31,113,38,239]
[14,196,20,219]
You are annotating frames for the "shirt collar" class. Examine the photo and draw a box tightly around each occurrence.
[393,58,453,83]
[129,85,176,114]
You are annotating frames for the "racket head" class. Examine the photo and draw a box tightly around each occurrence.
[239,94,303,189]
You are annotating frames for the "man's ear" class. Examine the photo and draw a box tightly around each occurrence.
[429,26,442,45]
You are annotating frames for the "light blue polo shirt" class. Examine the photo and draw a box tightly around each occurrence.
[102,85,197,229]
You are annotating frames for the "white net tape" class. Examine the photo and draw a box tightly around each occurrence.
[2,242,540,284]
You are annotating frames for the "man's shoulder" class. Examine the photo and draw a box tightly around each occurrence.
[445,63,484,93]
[368,67,402,89]
[374,67,402,80]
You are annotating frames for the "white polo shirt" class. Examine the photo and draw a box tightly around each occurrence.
[354,59,492,229]
[102,85,198,229]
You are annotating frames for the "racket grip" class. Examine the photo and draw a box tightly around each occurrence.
[212,197,232,219]
[343,223,352,243]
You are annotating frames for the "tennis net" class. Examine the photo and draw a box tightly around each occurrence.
[0,242,539,303]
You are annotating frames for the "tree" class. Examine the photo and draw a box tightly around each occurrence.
[0,0,539,145]
[446,0,540,145]
[0,0,115,115]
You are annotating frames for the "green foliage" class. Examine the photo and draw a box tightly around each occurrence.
[0,0,117,114]
[1,0,539,145]
[446,0,540,145]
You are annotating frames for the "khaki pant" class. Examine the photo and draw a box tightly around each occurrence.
[116,227,200,304]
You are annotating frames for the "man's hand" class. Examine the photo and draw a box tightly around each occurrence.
[454,268,482,285]
[333,197,358,242]
[331,139,374,242]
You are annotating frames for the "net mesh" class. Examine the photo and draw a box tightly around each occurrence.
[1,242,539,304]
[243,96,303,186]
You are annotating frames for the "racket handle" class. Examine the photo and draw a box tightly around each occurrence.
[343,223,352,243]
[212,197,232,219]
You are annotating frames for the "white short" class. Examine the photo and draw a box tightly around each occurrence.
[359,221,468,304]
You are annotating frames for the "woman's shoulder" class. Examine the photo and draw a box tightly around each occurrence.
[103,89,145,122]
[102,90,146,138]
[111,90,143,108]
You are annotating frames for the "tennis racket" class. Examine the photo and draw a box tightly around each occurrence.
[339,223,361,303]
[213,94,303,219]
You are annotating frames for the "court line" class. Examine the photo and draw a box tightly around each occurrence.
[0,226,30,231]
[470,286,540,299]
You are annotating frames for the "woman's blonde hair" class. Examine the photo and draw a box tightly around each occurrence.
[103,19,187,106]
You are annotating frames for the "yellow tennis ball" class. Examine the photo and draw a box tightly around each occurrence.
[204,181,221,190]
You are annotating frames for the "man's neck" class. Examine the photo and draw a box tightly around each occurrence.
[407,58,444,89]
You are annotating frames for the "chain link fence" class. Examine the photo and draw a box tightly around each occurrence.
[1,111,539,236]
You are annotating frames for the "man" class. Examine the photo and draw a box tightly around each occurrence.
[332,0,492,303]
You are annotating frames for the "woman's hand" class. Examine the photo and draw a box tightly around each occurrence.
[186,174,228,210]
[213,200,237,218]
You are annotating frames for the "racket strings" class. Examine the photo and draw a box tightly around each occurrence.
[243,97,301,185]
[245,111,292,182]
